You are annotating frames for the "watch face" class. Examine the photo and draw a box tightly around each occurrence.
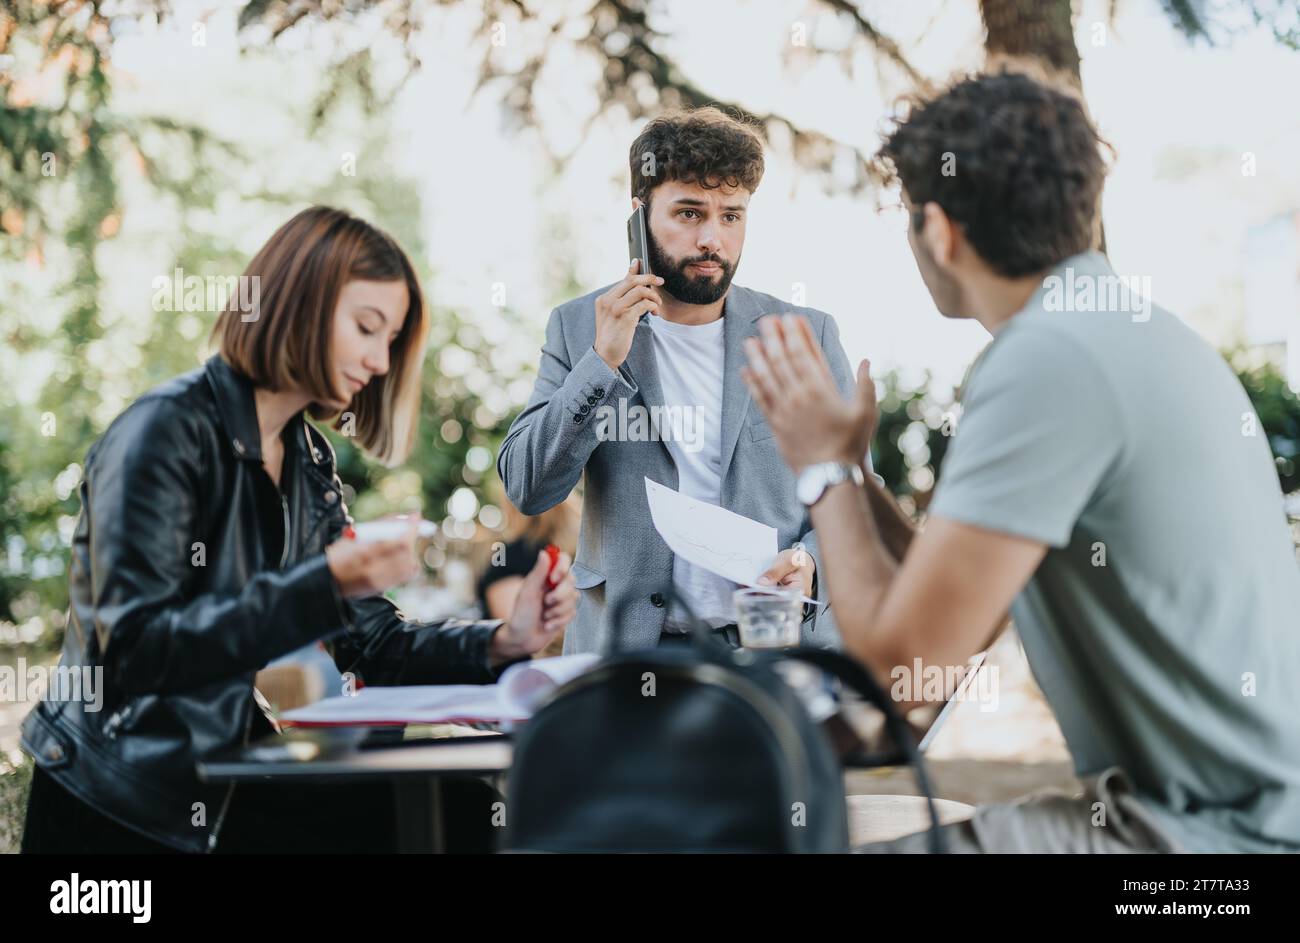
[797,467,824,506]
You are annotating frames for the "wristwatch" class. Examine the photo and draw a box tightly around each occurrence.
[796,461,864,508]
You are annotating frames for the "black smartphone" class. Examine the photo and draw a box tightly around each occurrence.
[627,204,652,277]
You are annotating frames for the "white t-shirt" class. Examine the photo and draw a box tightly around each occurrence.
[645,313,736,630]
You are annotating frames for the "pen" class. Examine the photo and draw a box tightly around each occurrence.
[544,543,560,589]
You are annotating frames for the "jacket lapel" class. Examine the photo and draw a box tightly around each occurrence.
[718,287,764,482]
[621,315,670,449]
[204,355,265,464]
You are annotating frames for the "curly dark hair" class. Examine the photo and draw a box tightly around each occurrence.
[629,106,765,202]
[871,69,1111,277]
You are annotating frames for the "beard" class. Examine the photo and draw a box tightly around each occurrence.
[646,224,738,306]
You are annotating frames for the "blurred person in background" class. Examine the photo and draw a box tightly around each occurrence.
[478,489,581,658]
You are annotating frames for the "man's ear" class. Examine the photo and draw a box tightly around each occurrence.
[921,202,956,267]
[631,196,644,211]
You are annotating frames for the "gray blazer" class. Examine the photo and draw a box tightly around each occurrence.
[497,283,856,653]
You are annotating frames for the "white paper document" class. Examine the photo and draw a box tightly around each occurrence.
[350,518,439,543]
[644,477,815,604]
[278,654,601,727]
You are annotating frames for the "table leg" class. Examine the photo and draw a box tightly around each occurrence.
[394,777,445,853]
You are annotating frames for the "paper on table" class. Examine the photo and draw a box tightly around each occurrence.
[644,477,816,605]
[278,654,601,727]
[278,684,503,726]
[497,653,601,716]
[351,518,439,543]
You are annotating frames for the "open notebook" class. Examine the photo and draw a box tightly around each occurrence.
[279,654,601,727]
[279,649,989,742]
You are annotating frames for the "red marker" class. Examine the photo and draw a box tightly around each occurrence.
[544,543,561,589]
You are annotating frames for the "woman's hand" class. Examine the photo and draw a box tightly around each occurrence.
[490,549,578,665]
[325,521,420,598]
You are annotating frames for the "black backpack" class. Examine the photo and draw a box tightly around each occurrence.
[505,589,946,853]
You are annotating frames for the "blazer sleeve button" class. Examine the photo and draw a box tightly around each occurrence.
[650,592,666,608]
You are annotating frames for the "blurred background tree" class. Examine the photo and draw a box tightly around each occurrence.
[0,1,546,644]
[3,0,1300,654]
[870,369,957,515]
[1230,352,1300,494]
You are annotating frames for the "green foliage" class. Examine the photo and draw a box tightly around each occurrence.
[1160,0,1300,49]
[871,369,957,512]
[0,750,34,855]
[0,1,254,643]
[1230,352,1300,493]
[0,3,543,646]
[3,0,1299,653]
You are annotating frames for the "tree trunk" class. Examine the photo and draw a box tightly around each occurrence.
[980,0,1082,86]
[979,0,1106,253]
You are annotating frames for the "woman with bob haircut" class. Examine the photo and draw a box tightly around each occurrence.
[20,206,577,853]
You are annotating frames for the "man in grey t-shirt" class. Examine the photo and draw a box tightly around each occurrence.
[925,250,1300,852]
[741,71,1300,852]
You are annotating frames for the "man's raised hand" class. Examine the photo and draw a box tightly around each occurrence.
[594,259,665,371]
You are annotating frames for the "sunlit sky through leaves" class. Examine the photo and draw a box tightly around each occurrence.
[10,0,1300,416]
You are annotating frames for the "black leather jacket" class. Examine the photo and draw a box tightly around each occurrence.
[22,356,511,852]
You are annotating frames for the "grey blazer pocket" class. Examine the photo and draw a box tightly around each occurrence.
[748,418,775,442]
[570,561,607,590]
